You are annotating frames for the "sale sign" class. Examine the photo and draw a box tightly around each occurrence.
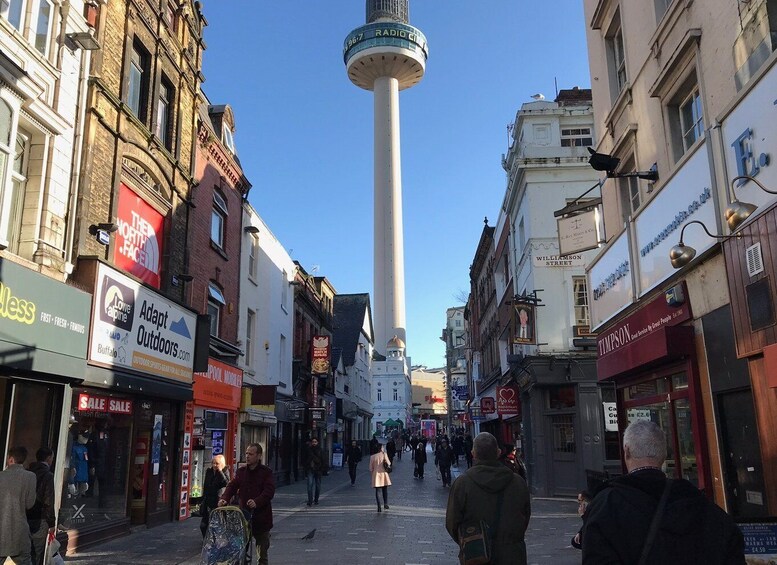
[497,385,520,416]
[78,393,133,414]
[114,183,165,288]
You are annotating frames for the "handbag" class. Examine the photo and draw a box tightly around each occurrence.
[458,476,505,565]
[383,459,393,474]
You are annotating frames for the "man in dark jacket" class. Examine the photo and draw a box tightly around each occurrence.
[199,454,228,537]
[435,438,455,487]
[304,438,328,506]
[582,420,745,565]
[344,440,362,486]
[219,443,275,565]
[446,432,531,564]
[26,447,55,565]
[414,439,427,479]
[410,434,419,460]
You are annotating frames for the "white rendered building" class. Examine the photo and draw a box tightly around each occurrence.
[372,336,412,434]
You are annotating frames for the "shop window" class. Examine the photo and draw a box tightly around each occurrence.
[1,0,24,30]
[211,190,227,249]
[4,380,62,467]
[127,39,150,122]
[58,388,132,530]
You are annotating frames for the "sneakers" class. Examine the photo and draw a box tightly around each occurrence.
[384,504,389,510]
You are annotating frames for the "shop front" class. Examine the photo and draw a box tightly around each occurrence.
[272,393,306,484]
[63,260,197,551]
[238,384,277,478]
[0,258,91,535]
[188,358,242,511]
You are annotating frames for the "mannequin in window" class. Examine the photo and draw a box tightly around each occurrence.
[69,432,90,496]
[87,421,110,507]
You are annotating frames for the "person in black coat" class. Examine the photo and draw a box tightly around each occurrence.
[386,438,397,463]
[414,440,427,479]
[582,420,745,564]
[434,438,454,487]
[409,434,419,460]
[200,454,228,537]
[344,440,363,486]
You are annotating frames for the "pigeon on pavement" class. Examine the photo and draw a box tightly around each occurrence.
[301,529,316,541]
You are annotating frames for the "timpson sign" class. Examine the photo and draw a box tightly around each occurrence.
[596,283,692,362]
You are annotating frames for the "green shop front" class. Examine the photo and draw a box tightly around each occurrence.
[0,257,92,542]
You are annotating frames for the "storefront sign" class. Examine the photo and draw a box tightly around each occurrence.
[603,402,618,432]
[723,63,777,219]
[481,397,496,415]
[557,208,602,257]
[451,385,469,402]
[309,407,326,421]
[739,521,777,561]
[0,258,90,374]
[194,358,243,411]
[89,263,196,383]
[533,253,586,268]
[211,430,225,456]
[311,335,331,374]
[634,146,715,295]
[497,385,520,416]
[114,184,165,288]
[77,393,133,414]
[597,285,693,380]
[588,231,634,330]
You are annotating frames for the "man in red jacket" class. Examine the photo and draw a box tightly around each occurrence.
[219,443,275,565]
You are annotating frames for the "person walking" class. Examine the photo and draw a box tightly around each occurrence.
[414,439,427,479]
[219,443,275,565]
[199,454,228,537]
[0,447,37,565]
[463,434,474,468]
[435,437,455,487]
[369,434,380,458]
[304,437,328,506]
[344,440,363,486]
[410,434,419,461]
[386,437,397,464]
[452,434,464,467]
[446,433,531,565]
[571,491,592,550]
[26,448,55,565]
[582,420,745,564]
[369,444,392,512]
[499,445,527,482]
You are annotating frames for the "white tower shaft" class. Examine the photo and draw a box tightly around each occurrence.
[373,76,407,352]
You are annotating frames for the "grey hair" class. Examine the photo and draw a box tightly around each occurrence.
[623,420,667,461]
[472,432,499,461]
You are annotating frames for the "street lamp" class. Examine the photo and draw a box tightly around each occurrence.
[724,175,777,231]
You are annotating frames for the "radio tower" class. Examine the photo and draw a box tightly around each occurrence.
[344,0,428,354]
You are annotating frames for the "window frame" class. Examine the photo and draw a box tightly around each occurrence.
[1,0,25,31]
[156,76,174,149]
[247,233,258,280]
[605,11,627,101]
[34,0,53,56]
[560,127,594,147]
[127,40,150,122]
[207,283,226,337]
[573,276,590,327]
[245,309,255,366]
[211,190,228,249]
[617,155,641,221]
[666,71,704,163]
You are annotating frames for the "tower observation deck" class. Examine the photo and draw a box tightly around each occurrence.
[343,1,428,354]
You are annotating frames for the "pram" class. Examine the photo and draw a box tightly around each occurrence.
[200,505,253,565]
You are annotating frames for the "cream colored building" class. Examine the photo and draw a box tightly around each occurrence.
[411,365,448,421]
[584,0,777,515]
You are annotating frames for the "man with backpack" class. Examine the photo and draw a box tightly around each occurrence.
[446,432,531,564]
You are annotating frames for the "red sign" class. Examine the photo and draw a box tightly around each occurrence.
[78,393,133,414]
[311,335,331,374]
[497,386,520,416]
[481,397,496,415]
[114,183,165,288]
[193,358,243,411]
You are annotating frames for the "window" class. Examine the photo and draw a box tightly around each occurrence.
[279,334,286,381]
[245,309,255,366]
[573,277,590,327]
[561,128,593,147]
[208,283,226,336]
[222,126,236,155]
[1,0,24,30]
[34,0,52,55]
[248,234,258,279]
[377,389,382,402]
[618,156,641,221]
[455,319,462,327]
[655,0,673,22]
[128,41,150,121]
[668,76,703,161]
[163,1,177,31]
[393,389,398,401]
[211,191,227,249]
[0,101,29,254]
[606,12,627,100]
[156,77,173,148]
[281,270,288,308]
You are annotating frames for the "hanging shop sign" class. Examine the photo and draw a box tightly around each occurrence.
[480,397,496,415]
[194,358,243,411]
[77,393,133,414]
[311,335,331,374]
[497,385,520,416]
[114,184,165,289]
[513,301,536,345]
[588,230,634,331]
[557,207,603,257]
[0,258,90,375]
[89,263,196,383]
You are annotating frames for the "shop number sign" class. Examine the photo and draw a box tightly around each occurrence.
[78,393,133,414]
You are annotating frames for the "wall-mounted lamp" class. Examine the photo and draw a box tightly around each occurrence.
[244,225,260,234]
[88,222,118,245]
[669,220,737,269]
[725,175,777,231]
[66,31,101,51]
[587,148,659,182]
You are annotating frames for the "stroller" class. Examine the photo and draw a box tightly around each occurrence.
[200,505,253,565]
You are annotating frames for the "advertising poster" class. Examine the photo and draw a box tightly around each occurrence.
[739,520,777,564]
[151,414,162,476]
[420,419,437,438]
[179,401,194,520]
[89,263,196,383]
[114,183,165,288]
[211,430,224,456]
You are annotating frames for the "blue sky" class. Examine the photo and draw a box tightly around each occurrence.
[201,2,592,368]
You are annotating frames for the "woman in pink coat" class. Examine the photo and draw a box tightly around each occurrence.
[369,444,392,512]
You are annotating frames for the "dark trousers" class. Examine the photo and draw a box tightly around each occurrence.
[307,473,321,504]
[200,503,213,537]
[374,486,388,507]
[440,464,452,485]
[348,463,358,484]
[415,461,425,478]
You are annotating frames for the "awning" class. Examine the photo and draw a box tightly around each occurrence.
[82,365,193,401]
